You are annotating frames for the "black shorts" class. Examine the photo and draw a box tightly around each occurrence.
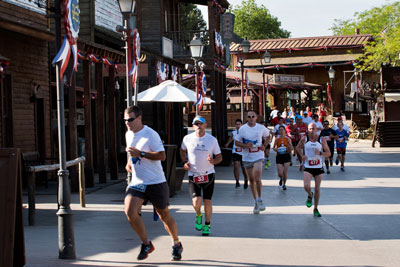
[304,168,325,177]
[276,153,291,165]
[125,182,170,209]
[188,173,215,200]
[291,140,298,148]
[232,153,243,162]
[337,147,346,155]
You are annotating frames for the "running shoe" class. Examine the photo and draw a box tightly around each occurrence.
[195,214,203,231]
[335,157,339,165]
[153,208,159,221]
[137,241,155,260]
[327,169,330,174]
[202,224,211,236]
[258,199,266,211]
[253,201,260,214]
[279,178,283,186]
[282,185,287,190]
[267,160,271,167]
[264,163,268,170]
[341,166,345,172]
[244,180,248,189]
[306,192,313,208]
[235,180,240,188]
[171,242,183,261]
[313,208,321,217]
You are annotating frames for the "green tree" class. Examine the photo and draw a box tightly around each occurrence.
[180,3,206,31]
[331,2,400,71]
[229,0,290,40]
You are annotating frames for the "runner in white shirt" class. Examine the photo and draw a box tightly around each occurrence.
[302,111,313,125]
[180,116,222,236]
[332,117,351,133]
[273,117,287,136]
[224,119,249,189]
[124,106,182,261]
[296,122,330,217]
[235,110,270,214]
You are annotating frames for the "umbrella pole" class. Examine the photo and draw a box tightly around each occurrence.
[167,103,171,144]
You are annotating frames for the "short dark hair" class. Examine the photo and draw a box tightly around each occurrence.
[124,106,143,118]
[313,114,319,119]
[235,119,243,124]
[279,125,286,130]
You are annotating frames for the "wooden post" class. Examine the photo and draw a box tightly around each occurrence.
[95,62,106,183]
[83,60,94,187]
[78,161,86,207]
[107,67,119,180]
[27,172,36,226]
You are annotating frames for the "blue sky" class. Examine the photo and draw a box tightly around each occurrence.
[199,0,393,38]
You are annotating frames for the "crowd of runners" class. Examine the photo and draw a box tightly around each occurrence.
[122,104,351,261]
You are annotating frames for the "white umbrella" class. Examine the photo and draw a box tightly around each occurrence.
[137,80,214,103]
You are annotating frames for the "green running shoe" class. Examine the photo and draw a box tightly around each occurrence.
[195,215,202,231]
[264,164,268,170]
[202,224,210,236]
[267,160,271,167]
[314,208,321,217]
[306,192,313,208]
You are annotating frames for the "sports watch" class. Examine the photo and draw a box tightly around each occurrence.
[140,151,146,158]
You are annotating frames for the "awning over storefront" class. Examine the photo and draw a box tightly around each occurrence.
[385,93,400,102]
[229,95,252,104]
[244,54,363,68]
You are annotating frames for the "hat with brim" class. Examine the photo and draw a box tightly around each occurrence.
[192,116,206,124]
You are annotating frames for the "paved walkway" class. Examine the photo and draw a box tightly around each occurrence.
[23,141,400,267]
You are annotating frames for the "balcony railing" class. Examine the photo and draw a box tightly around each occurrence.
[164,29,210,59]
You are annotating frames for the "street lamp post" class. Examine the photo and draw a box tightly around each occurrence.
[189,35,204,116]
[239,37,250,122]
[328,66,335,113]
[260,50,271,122]
[117,0,136,107]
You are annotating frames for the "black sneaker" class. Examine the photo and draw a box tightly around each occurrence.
[171,242,183,261]
[279,178,283,186]
[282,185,287,190]
[244,180,248,189]
[137,241,155,260]
[335,157,339,165]
[235,180,240,188]
[327,169,330,174]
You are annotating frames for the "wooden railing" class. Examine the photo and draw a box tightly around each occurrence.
[26,156,86,226]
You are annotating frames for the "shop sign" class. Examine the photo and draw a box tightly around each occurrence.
[273,74,304,84]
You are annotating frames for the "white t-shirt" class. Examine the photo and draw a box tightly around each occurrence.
[333,124,350,133]
[270,109,279,119]
[231,130,243,155]
[125,126,166,186]
[235,123,270,162]
[181,132,221,176]
[303,117,312,125]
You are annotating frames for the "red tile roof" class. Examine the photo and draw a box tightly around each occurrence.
[230,34,373,53]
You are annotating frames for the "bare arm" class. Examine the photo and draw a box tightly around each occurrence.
[208,153,223,165]
[180,148,190,171]
[320,138,331,158]
[127,147,166,161]
[296,138,305,161]
[224,135,234,148]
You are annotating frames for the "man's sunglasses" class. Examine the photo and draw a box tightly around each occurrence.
[193,122,203,126]
[124,117,136,123]
[247,115,256,118]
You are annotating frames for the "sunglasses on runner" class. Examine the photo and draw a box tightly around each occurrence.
[193,122,203,126]
[124,117,136,123]
[247,115,256,118]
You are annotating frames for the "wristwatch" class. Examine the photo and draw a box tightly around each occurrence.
[140,151,146,158]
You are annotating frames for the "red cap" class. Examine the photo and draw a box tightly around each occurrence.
[338,117,343,120]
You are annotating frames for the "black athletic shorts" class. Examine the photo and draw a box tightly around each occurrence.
[304,168,325,177]
[188,173,215,200]
[291,140,298,148]
[336,147,346,156]
[327,144,335,158]
[276,153,291,165]
[125,182,170,209]
[232,153,243,162]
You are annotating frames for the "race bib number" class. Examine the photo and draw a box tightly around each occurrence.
[277,146,287,154]
[194,175,209,184]
[235,147,242,153]
[308,159,320,166]
[129,183,147,192]
[338,137,344,142]
[322,136,330,141]
[249,147,260,153]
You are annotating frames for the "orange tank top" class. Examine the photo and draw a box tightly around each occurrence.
[276,137,290,155]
